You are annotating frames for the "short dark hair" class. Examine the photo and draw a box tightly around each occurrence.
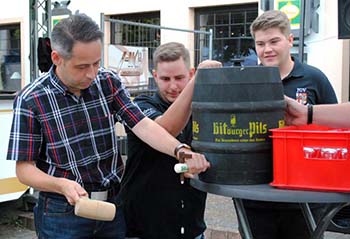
[51,13,103,59]
[153,42,190,70]
[250,10,291,39]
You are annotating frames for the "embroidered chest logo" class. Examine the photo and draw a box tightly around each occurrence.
[296,88,308,105]
[142,108,156,117]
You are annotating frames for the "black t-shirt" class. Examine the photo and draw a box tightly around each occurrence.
[121,92,207,239]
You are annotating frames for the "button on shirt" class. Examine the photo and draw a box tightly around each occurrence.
[7,66,145,189]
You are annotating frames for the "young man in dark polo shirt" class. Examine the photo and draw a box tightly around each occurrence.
[236,10,338,239]
[122,42,221,239]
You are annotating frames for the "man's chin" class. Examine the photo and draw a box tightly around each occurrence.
[263,61,278,67]
[165,97,176,103]
[81,82,93,89]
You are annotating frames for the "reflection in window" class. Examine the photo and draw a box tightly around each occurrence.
[200,14,214,26]
[231,12,245,24]
[215,26,229,38]
[110,12,160,74]
[0,24,21,93]
[216,13,229,25]
[195,4,258,66]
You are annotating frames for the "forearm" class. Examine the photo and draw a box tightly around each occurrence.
[16,161,65,194]
[313,103,350,128]
[132,117,180,158]
[16,161,87,204]
[155,79,194,136]
[132,117,211,176]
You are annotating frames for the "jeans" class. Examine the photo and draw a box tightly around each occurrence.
[34,192,125,239]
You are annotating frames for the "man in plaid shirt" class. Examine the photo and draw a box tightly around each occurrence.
[7,13,210,239]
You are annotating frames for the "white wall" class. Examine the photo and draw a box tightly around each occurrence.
[305,0,348,102]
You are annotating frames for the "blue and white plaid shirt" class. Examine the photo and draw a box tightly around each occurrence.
[7,66,145,190]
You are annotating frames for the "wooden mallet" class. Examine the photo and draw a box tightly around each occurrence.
[74,197,116,221]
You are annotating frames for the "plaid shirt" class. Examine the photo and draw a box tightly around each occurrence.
[7,66,145,189]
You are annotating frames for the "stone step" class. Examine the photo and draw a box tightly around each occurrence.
[17,212,35,231]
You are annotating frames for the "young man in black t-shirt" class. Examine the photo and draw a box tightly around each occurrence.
[122,42,221,239]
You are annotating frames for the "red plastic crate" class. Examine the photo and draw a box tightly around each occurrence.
[270,124,350,192]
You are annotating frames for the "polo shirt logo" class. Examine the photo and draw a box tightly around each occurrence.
[296,88,308,105]
[142,108,156,117]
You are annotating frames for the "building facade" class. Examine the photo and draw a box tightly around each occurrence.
[0,0,349,202]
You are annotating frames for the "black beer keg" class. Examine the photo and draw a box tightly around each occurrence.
[192,66,285,185]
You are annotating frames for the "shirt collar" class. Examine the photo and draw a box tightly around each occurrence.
[155,91,171,108]
[49,65,70,95]
[48,65,98,97]
[284,56,304,80]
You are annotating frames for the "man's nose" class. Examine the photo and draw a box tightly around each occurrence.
[86,65,96,79]
[169,79,178,89]
[264,44,273,52]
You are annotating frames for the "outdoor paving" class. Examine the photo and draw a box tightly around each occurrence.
[204,193,350,239]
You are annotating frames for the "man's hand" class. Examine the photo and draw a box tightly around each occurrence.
[284,96,308,126]
[58,178,88,205]
[197,60,222,69]
[16,161,88,206]
[177,148,210,178]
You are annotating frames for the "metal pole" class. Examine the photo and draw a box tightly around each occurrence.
[105,18,211,36]
[47,0,52,38]
[32,0,39,81]
[100,13,105,67]
[208,29,213,60]
[300,203,317,233]
[233,198,253,239]
[104,16,213,66]
[30,0,52,81]
[298,0,306,62]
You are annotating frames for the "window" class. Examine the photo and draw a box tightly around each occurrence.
[110,12,160,73]
[0,24,21,93]
[195,4,258,66]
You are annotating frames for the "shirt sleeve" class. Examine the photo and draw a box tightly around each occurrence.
[134,95,162,120]
[104,70,145,129]
[7,95,42,162]
[315,74,338,104]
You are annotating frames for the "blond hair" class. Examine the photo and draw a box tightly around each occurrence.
[153,42,190,70]
[250,10,291,39]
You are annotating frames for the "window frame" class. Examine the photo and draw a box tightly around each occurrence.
[0,18,24,98]
[194,3,258,66]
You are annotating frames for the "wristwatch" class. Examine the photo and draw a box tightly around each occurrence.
[174,143,191,158]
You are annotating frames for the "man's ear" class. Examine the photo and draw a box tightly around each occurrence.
[288,34,294,48]
[152,69,160,87]
[189,67,195,79]
[51,50,61,65]
[152,69,158,79]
